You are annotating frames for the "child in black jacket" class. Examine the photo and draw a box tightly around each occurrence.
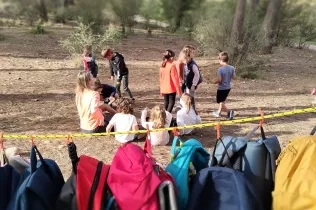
[101,48,134,102]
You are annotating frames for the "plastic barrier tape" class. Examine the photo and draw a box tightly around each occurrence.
[2,107,316,139]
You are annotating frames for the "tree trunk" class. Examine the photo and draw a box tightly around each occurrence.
[263,0,282,54]
[64,0,74,7]
[38,0,48,22]
[251,0,260,10]
[229,0,246,65]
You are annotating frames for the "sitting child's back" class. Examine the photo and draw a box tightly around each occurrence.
[141,105,172,146]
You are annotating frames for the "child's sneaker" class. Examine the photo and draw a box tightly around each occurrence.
[227,110,234,120]
[212,111,221,118]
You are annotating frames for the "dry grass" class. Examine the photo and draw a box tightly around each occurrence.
[0,26,315,179]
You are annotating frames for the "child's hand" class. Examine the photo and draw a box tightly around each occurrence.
[110,76,114,81]
[190,85,195,92]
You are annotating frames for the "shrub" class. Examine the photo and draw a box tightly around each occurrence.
[60,22,121,55]
[31,22,47,34]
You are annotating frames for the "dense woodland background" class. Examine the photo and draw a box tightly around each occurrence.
[0,0,315,75]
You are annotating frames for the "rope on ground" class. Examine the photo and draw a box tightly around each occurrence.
[2,107,316,139]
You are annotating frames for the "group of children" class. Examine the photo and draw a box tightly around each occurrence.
[78,44,237,146]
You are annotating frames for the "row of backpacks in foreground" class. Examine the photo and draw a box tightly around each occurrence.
[1,125,316,210]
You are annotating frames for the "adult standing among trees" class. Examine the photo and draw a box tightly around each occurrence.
[160,49,182,113]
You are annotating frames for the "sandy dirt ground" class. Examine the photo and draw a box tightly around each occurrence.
[0,26,315,178]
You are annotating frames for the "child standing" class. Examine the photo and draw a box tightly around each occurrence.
[106,98,139,143]
[83,45,98,78]
[160,49,182,113]
[141,105,173,146]
[176,93,201,135]
[101,48,135,102]
[179,46,202,110]
[212,52,237,120]
[176,45,196,94]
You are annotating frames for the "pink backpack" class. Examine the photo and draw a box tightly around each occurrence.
[107,134,176,210]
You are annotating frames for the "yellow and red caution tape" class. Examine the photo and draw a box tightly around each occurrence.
[2,107,316,139]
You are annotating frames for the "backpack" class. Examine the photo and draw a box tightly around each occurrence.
[107,134,177,210]
[0,148,20,210]
[56,142,115,210]
[7,145,65,210]
[273,134,316,210]
[188,164,263,210]
[165,137,210,210]
[83,56,98,78]
[210,126,281,210]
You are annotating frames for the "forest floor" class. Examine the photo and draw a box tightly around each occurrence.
[0,26,315,178]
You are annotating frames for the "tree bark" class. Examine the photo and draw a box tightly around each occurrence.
[229,0,246,64]
[263,0,282,54]
[38,0,48,22]
[251,0,260,10]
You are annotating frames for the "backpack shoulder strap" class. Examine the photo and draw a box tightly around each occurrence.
[77,155,110,210]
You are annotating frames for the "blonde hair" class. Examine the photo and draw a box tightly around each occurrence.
[181,93,198,115]
[179,45,196,61]
[150,105,167,129]
[116,98,133,114]
[76,71,93,94]
[83,45,92,56]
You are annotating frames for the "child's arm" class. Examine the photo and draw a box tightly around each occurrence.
[214,69,222,84]
[99,104,117,114]
[191,64,200,90]
[109,62,114,79]
[91,92,105,125]
[170,65,182,96]
[106,124,113,133]
[132,116,139,131]
[106,115,116,132]
[141,108,149,128]
[232,67,237,80]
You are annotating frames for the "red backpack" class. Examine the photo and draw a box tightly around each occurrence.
[107,133,177,210]
[56,142,115,210]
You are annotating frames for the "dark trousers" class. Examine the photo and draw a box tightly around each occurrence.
[116,75,133,98]
[164,92,176,113]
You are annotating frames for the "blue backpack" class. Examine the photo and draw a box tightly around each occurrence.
[165,137,210,210]
[187,166,263,210]
[7,145,65,210]
[210,126,280,210]
[187,134,264,210]
[0,150,20,210]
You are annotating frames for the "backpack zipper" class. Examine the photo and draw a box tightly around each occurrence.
[88,161,103,210]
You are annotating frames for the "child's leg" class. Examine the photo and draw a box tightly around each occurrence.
[167,92,176,113]
[164,94,169,111]
[115,78,122,98]
[218,102,228,113]
[122,75,134,99]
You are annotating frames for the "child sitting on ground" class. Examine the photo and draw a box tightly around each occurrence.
[106,98,139,143]
[83,45,98,78]
[93,78,118,106]
[141,105,173,146]
[176,93,202,135]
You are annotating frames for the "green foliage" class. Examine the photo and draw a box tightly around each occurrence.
[108,0,142,36]
[54,7,70,23]
[276,0,316,47]
[69,0,106,34]
[60,22,121,55]
[10,0,39,26]
[160,0,205,31]
[30,21,47,34]
[194,18,232,55]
